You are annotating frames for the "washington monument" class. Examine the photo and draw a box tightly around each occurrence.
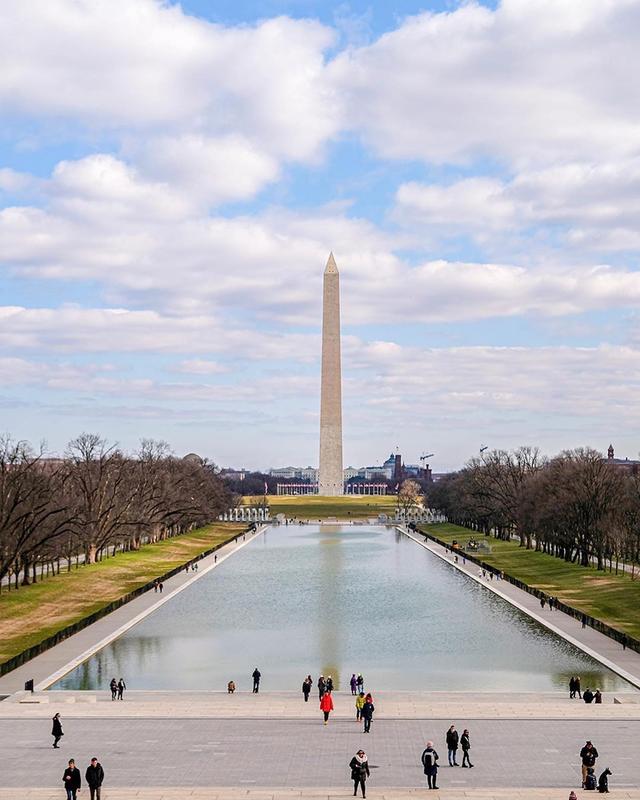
[318,252,344,495]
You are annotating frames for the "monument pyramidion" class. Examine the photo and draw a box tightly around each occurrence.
[318,252,344,496]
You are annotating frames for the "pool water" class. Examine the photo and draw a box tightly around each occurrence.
[52,525,631,692]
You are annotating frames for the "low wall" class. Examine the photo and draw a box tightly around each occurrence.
[419,527,640,656]
[0,529,245,678]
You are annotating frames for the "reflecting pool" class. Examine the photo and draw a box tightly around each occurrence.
[52,525,630,691]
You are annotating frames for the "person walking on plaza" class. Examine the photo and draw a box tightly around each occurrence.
[580,741,599,787]
[569,676,577,699]
[356,691,365,721]
[302,676,312,702]
[52,713,64,748]
[109,678,117,701]
[318,675,326,700]
[85,757,104,800]
[326,675,334,692]
[446,724,459,766]
[357,673,364,693]
[460,729,473,767]
[117,677,126,700]
[350,673,358,695]
[252,667,261,693]
[362,693,375,733]
[421,741,439,790]
[63,759,81,800]
[575,676,582,699]
[320,689,334,725]
[350,749,370,798]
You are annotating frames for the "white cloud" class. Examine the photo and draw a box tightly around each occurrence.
[176,359,227,375]
[330,0,640,167]
[0,1,338,160]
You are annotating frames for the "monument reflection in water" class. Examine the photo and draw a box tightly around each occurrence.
[52,525,630,692]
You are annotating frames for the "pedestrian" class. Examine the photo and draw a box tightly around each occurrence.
[356,691,365,721]
[252,667,261,693]
[63,759,81,800]
[320,689,334,725]
[52,713,64,748]
[585,768,597,790]
[580,741,599,787]
[569,676,576,699]
[349,749,370,798]
[318,675,326,700]
[622,635,627,651]
[575,676,582,699]
[227,680,236,693]
[117,678,126,700]
[594,689,602,704]
[540,596,546,609]
[302,676,312,702]
[446,724,459,766]
[460,729,474,767]
[421,740,439,790]
[350,673,358,695]
[109,678,117,701]
[362,693,375,733]
[357,673,364,693]
[214,554,217,563]
[154,581,158,593]
[85,757,104,800]
[582,613,587,629]
[326,675,334,692]
[583,687,594,704]
[159,582,163,593]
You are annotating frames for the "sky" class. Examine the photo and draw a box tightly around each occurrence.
[1,0,640,472]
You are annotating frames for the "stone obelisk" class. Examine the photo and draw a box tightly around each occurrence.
[318,252,344,495]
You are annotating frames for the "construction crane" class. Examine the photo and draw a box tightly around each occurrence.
[479,445,488,454]
[420,452,434,465]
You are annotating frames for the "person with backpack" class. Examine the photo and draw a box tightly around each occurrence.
[349,749,370,798]
[320,689,334,725]
[446,724,459,766]
[361,694,375,733]
[460,729,473,767]
[580,741,599,787]
[421,741,439,790]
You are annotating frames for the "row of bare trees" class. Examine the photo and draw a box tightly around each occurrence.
[0,433,233,591]
[427,447,640,575]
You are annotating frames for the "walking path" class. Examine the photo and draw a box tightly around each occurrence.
[0,526,265,696]
[402,529,640,689]
[2,690,639,720]
[2,791,638,800]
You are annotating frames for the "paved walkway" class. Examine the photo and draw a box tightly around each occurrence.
[2,791,638,800]
[0,527,263,696]
[0,717,637,788]
[404,530,640,689]
[2,690,639,720]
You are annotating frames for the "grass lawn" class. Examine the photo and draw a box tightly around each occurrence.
[0,522,243,666]
[243,494,398,519]
[422,522,640,639]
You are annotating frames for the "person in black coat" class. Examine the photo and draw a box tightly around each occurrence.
[117,678,126,700]
[85,757,104,800]
[52,713,63,748]
[460,729,473,767]
[318,675,326,700]
[302,676,312,702]
[580,741,599,787]
[583,688,594,704]
[109,678,117,701]
[252,668,261,693]
[349,750,370,798]
[421,741,439,789]
[63,759,81,800]
[569,676,577,699]
[361,696,375,733]
[446,724,459,766]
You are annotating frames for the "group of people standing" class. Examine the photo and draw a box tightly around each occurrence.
[62,757,104,800]
[569,676,603,704]
[419,725,474,790]
[109,677,126,700]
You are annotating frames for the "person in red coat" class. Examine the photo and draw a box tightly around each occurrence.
[320,689,334,725]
